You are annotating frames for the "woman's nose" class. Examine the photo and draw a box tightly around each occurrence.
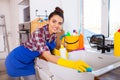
[54,23,59,27]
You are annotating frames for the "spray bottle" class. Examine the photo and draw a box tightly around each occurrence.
[59,44,68,59]
[114,29,120,56]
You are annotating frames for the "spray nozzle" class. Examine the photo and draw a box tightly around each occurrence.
[118,29,120,32]
[60,45,64,49]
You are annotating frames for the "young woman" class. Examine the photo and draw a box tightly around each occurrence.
[5,7,91,80]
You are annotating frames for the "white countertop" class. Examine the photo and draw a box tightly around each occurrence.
[35,50,120,80]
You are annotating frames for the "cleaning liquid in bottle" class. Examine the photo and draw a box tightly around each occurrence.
[59,45,68,59]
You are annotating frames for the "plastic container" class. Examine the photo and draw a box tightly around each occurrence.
[64,35,79,51]
[79,34,84,50]
[64,34,84,51]
[59,45,68,59]
[114,29,120,56]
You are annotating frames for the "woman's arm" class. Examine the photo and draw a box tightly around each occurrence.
[41,51,59,64]
[40,51,92,72]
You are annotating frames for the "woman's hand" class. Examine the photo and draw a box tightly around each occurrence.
[31,18,47,33]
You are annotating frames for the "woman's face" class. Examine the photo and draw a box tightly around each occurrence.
[48,15,63,34]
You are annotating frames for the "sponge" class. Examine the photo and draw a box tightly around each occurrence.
[86,67,92,72]
[78,67,92,73]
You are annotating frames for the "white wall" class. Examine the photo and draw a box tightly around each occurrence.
[62,0,80,34]
[30,0,81,34]
[101,0,109,37]
[9,0,20,50]
[0,0,10,58]
[0,0,20,51]
[0,0,20,59]
[0,0,10,38]
[30,0,62,21]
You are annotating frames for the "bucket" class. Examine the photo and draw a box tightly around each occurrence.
[64,36,79,51]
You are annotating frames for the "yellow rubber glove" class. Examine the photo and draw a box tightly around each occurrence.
[57,58,90,72]
[52,49,60,56]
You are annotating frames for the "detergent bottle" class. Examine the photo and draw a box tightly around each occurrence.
[114,29,120,56]
[59,44,68,59]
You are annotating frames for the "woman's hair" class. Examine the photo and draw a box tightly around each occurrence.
[48,7,64,22]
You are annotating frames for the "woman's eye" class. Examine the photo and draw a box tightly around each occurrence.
[52,19,63,25]
[52,20,56,23]
[59,22,63,25]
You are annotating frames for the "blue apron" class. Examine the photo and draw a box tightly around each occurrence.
[5,41,56,77]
